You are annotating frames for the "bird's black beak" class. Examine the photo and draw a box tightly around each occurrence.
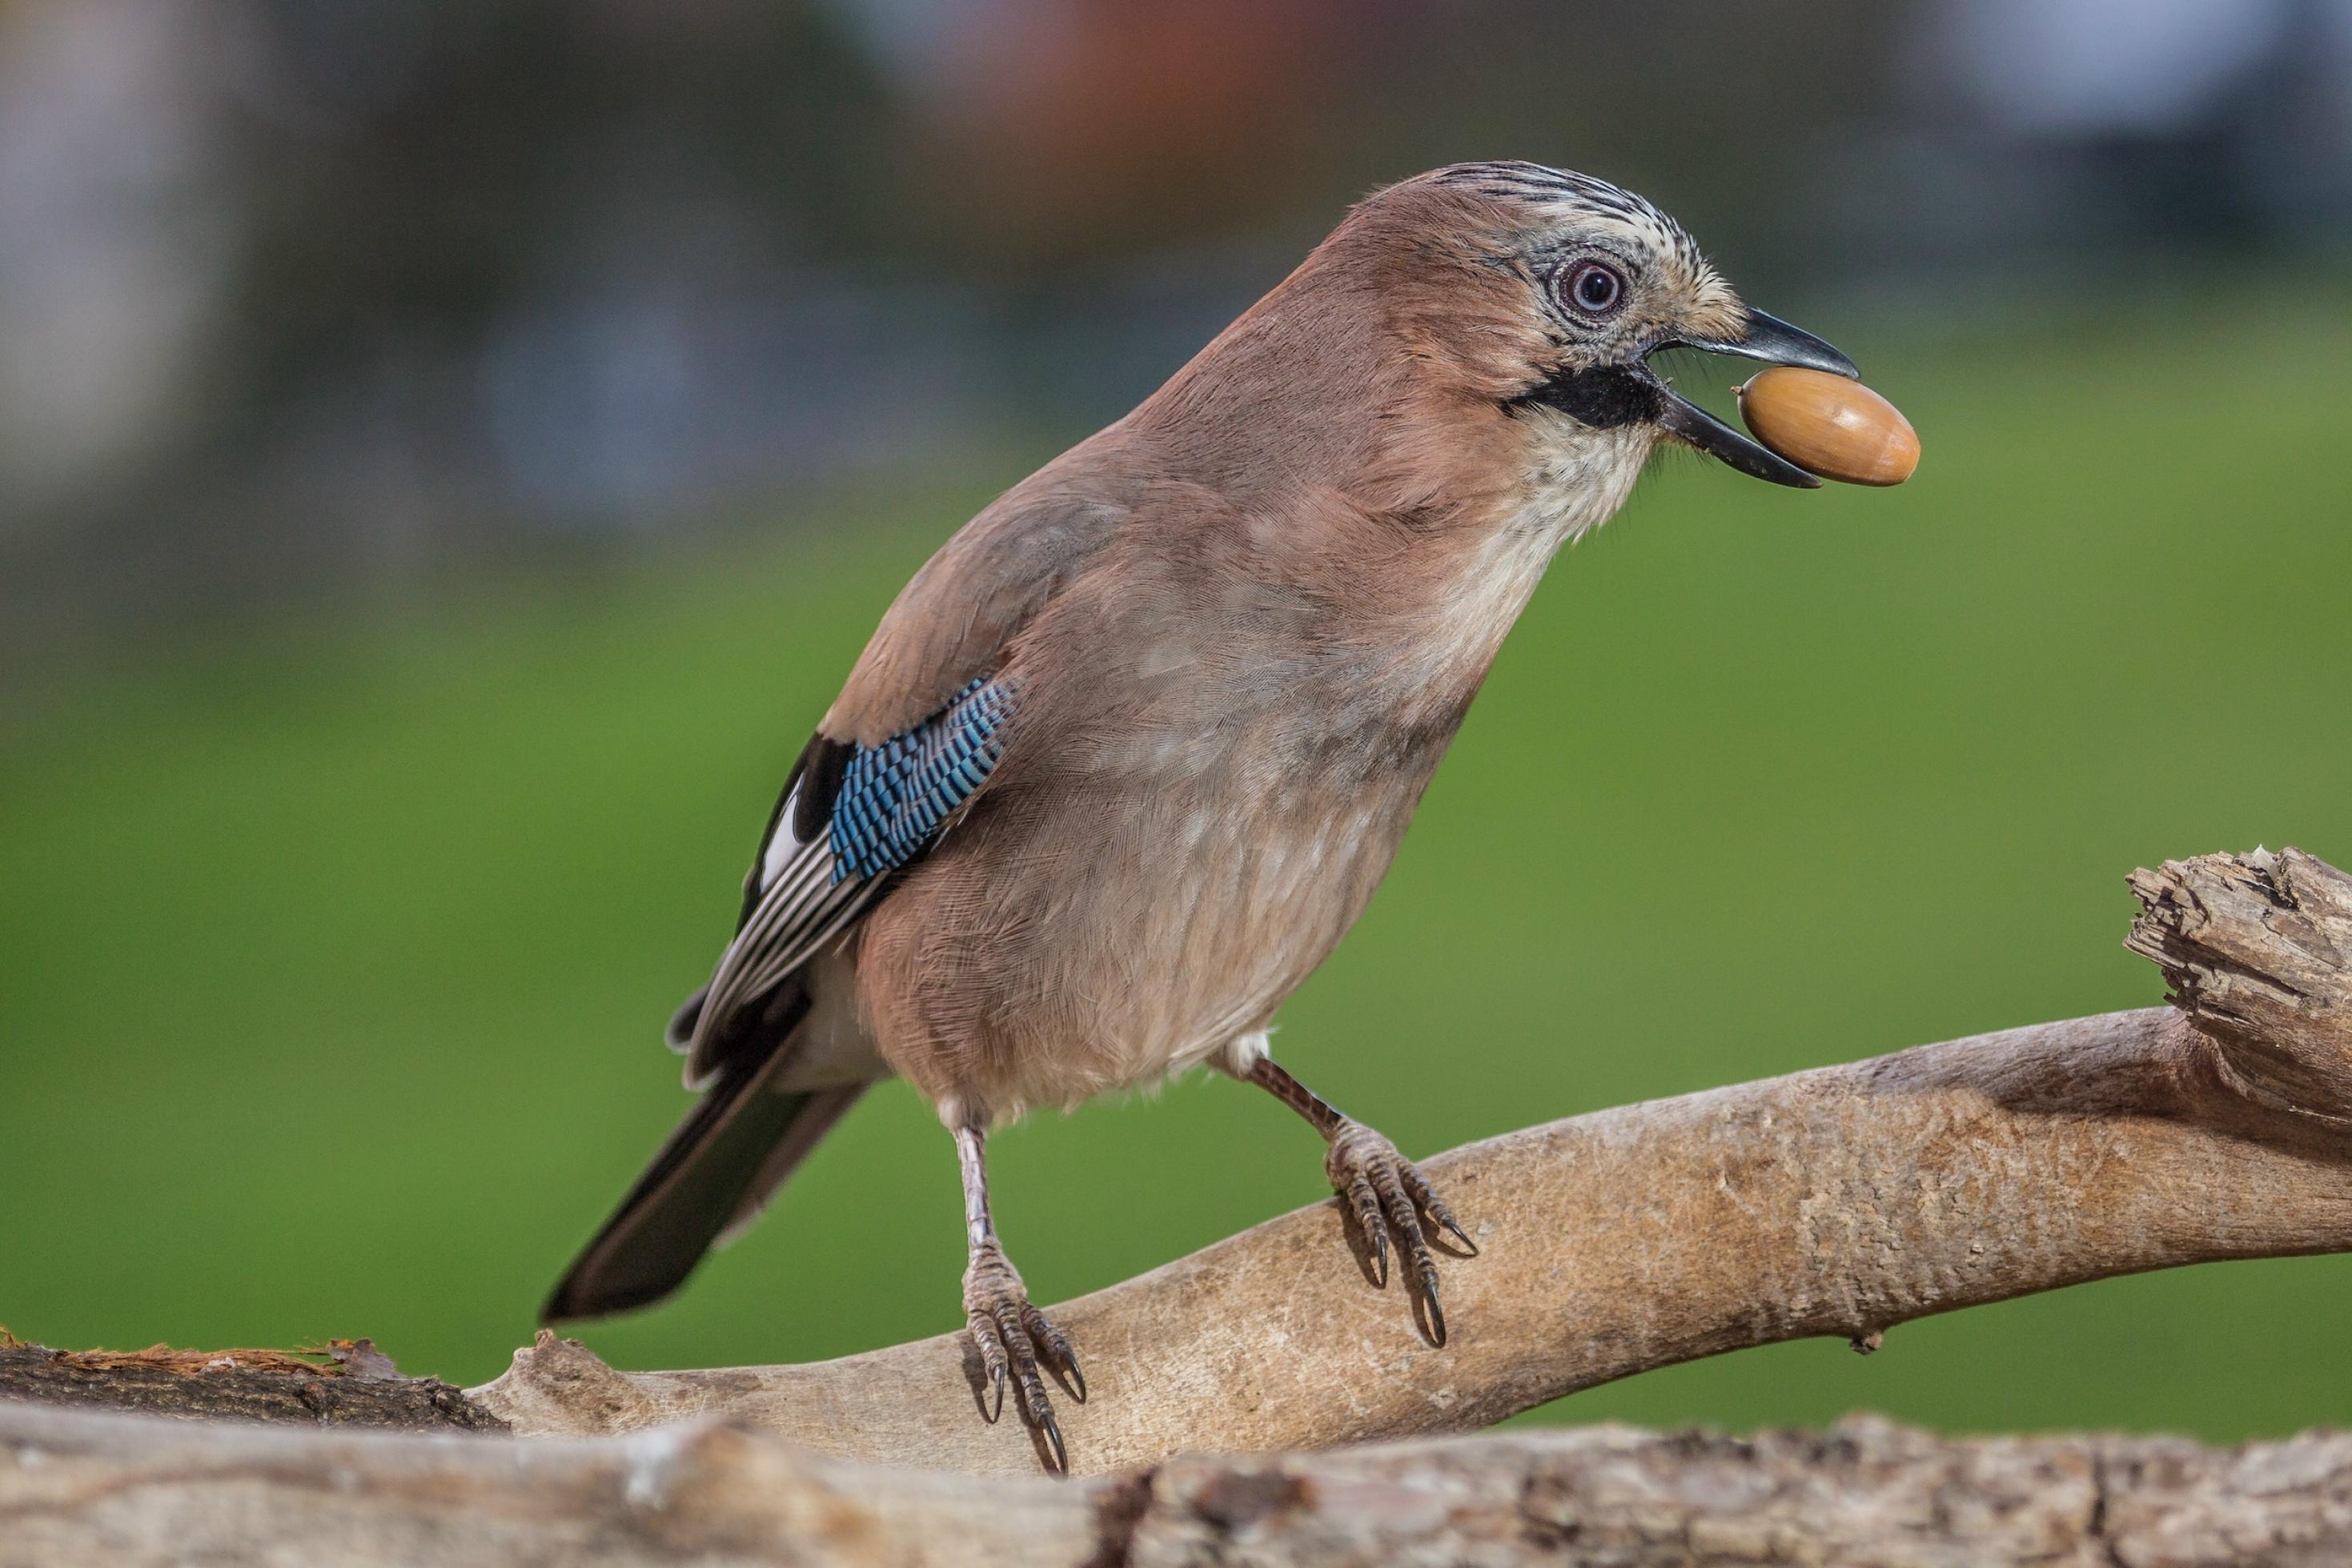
[1668,308,1858,379]
[1644,308,1858,489]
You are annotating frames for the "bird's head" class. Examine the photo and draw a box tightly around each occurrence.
[1338,161,1857,491]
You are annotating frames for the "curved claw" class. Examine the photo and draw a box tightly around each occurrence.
[1023,1301,1088,1404]
[966,1325,1010,1422]
[1403,1165,1479,1256]
[1037,1406,1067,1476]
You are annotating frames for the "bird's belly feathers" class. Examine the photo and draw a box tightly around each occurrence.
[857,732,1431,1121]
[1099,780,1406,1079]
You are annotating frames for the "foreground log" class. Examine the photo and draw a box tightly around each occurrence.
[468,846,2352,1478]
[8,1400,2352,1566]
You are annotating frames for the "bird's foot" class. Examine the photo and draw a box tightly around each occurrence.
[961,1240,1085,1474]
[1325,1120,1476,1346]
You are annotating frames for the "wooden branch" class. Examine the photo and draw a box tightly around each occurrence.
[0,1341,501,1432]
[10,1399,2352,1566]
[458,846,2352,1477]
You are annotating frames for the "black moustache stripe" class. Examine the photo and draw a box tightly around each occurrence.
[1504,365,1662,429]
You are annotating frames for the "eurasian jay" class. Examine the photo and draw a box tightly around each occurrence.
[544,162,1859,1472]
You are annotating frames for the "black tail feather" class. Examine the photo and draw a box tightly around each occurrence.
[545,987,840,1323]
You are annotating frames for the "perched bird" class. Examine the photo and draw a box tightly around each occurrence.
[544,161,1857,1471]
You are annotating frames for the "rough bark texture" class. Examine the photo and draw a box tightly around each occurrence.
[8,1400,2352,1566]
[2127,847,2352,1133]
[0,1341,504,1432]
[468,848,2352,1478]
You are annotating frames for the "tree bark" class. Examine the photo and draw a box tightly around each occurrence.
[0,1341,500,1432]
[9,1399,2352,1566]
[467,847,2352,1478]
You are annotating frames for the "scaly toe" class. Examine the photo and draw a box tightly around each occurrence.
[1325,1120,1471,1346]
[1403,1162,1477,1255]
[964,1311,1010,1422]
[1022,1301,1087,1403]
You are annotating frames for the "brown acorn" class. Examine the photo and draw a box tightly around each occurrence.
[1735,367,1919,487]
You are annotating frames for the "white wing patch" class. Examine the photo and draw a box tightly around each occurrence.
[757,806,807,892]
[682,776,881,1088]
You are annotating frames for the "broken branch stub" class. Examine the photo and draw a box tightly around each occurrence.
[2126,845,2352,1130]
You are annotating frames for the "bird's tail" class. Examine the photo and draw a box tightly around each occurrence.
[542,987,865,1323]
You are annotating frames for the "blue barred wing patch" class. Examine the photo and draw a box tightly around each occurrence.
[829,679,1013,882]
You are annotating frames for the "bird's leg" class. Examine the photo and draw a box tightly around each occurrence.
[954,1121,1083,1474]
[1238,1054,1476,1345]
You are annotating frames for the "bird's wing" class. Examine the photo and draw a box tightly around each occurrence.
[675,467,1125,1087]
[677,677,1017,1088]
[823,468,1124,744]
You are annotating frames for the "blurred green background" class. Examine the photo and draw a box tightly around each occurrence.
[3,0,2350,1448]
[6,290,2348,1438]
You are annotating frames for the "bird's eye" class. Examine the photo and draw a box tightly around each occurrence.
[1559,259,1625,317]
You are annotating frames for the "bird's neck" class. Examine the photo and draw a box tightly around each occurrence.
[1353,413,1652,730]
[1126,267,1412,505]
